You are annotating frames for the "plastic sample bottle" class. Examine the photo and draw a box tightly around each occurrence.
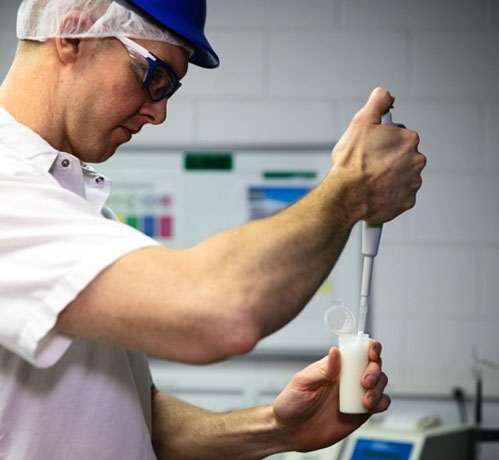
[338,333,370,414]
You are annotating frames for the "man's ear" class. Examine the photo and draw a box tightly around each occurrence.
[55,37,81,64]
[54,9,92,63]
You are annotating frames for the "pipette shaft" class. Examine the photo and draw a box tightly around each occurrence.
[358,224,382,334]
[357,109,404,334]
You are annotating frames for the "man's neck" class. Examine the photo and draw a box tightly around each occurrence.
[0,56,65,153]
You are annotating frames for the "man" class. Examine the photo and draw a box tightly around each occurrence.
[0,1,425,459]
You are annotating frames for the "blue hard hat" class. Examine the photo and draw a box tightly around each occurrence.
[124,0,219,68]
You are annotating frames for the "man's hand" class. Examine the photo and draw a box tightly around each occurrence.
[331,87,426,224]
[272,341,389,453]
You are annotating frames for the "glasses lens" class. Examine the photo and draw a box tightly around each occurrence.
[129,53,148,78]
[147,65,177,101]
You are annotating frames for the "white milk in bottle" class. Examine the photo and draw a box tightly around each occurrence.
[338,333,369,414]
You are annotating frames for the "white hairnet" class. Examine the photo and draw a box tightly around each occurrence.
[16,0,194,56]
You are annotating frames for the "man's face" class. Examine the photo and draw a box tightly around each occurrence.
[60,38,189,163]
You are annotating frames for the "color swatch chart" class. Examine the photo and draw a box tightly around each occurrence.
[105,181,176,239]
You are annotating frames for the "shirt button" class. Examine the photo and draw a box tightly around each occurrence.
[95,176,105,183]
[61,159,71,168]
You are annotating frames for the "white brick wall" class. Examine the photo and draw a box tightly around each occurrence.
[1,0,498,458]
[342,0,488,28]
[485,103,499,169]
[412,31,499,99]
[268,31,409,98]
[197,100,337,144]
[208,0,337,29]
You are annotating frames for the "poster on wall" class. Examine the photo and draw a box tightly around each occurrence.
[246,185,311,220]
[106,181,177,241]
[96,152,184,248]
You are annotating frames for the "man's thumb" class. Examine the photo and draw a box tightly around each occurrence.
[324,347,341,380]
[352,87,395,125]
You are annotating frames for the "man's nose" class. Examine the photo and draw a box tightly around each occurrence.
[140,98,167,125]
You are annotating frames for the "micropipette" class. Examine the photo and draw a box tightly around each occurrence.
[357,109,405,335]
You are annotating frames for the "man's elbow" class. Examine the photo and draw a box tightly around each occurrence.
[202,315,261,362]
[224,321,260,357]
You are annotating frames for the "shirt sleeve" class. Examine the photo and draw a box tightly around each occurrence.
[0,154,160,368]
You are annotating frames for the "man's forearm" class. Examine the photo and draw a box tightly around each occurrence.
[152,390,287,460]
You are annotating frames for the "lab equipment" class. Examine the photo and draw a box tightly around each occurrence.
[358,109,405,334]
[323,109,407,414]
[324,304,369,414]
[267,418,477,460]
[357,220,380,334]
[337,422,475,460]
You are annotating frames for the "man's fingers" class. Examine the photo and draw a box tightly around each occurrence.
[372,393,392,414]
[368,339,382,362]
[364,372,389,411]
[362,360,382,389]
[351,87,395,126]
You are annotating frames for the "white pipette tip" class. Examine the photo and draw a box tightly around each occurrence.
[357,295,368,335]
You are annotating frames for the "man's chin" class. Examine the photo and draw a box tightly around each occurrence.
[76,147,117,164]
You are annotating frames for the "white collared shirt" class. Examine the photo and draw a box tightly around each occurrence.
[0,107,159,459]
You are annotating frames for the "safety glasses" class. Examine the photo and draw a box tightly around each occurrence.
[115,36,182,102]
